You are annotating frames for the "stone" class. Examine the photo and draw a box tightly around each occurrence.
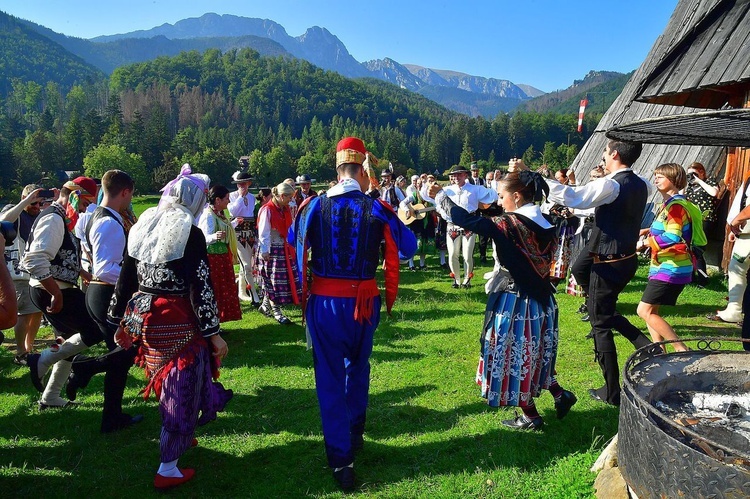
[594,467,630,499]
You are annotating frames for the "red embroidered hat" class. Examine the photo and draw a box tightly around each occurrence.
[336,137,367,167]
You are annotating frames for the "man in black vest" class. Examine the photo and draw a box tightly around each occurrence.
[22,177,102,408]
[67,170,143,432]
[539,140,655,406]
[469,163,485,186]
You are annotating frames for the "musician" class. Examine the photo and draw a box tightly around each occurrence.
[421,165,498,288]
[228,171,260,304]
[400,175,435,270]
[405,175,420,199]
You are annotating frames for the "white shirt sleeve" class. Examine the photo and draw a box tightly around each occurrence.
[420,185,435,205]
[197,208,219,244]
[257,206,271,255]
[21,212,64,281]
[473,184,498,205]
[545,177,621,209]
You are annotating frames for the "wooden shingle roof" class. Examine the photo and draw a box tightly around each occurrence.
[635,0,750,108]
[570,0,731,195]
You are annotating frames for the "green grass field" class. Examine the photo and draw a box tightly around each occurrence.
[0,200,742,497]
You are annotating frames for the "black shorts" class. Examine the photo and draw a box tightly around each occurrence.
[641,279,685,306]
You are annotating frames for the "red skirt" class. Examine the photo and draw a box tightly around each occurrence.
[207,252,242,322]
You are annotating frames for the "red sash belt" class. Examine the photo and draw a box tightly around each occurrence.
[310,276,379,324]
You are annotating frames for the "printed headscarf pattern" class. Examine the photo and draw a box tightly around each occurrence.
[63,176,97,231]
[128,164,210,264]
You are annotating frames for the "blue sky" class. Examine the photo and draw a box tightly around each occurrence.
[3,0,679,92]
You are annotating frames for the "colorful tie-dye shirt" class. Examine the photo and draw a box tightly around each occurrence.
[647,194,694,284]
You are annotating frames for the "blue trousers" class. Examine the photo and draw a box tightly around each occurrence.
[306,294,380,468]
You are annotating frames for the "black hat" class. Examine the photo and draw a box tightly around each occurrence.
[449,165,470,175]
[296,174,312,184]
[470,162,479,171]
[231,171,254,183]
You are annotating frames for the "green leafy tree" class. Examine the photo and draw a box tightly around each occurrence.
[83,143,151,193]
[265,145,295,181]
[459,133,475,166]
[522,145,537,167]
[63,111,84,169]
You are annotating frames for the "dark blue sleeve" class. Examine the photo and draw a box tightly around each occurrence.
[374,199,418,260]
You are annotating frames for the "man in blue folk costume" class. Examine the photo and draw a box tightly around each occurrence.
[290,137,417,491]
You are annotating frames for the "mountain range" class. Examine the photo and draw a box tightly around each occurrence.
[4,10,626,117]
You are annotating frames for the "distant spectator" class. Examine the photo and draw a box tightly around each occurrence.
[1,184,46,363]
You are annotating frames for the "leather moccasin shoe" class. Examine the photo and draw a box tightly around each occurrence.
[501,412,543,431]
[258,305,272,317]
[38,400,77,411]
[706,313,734,324]
[554,390,578,420]
[154,468,195,489]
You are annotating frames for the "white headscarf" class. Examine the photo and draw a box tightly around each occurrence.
[128,164,210,264]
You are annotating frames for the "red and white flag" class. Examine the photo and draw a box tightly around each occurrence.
[577,99,588,132]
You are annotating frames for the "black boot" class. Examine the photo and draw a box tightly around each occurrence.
[66,355,108,401]
[590,351,621,406]
[100,348,139,433]
[631,335,664,355]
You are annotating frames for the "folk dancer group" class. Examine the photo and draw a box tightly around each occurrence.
[3,133,727,492]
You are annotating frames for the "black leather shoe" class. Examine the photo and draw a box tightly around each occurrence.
[451,282,460,289]
[101,413,145,433]
[27,353,44,392]
[333,466,355,491]
[66,356,97,401]
[351,434,364,453]
[461,281,472,289]
[501,412,543,431]
[554,390,578,419]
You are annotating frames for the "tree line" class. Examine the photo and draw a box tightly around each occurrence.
[0,48,601,200]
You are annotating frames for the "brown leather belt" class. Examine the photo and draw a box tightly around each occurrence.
[592,253,636,264]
